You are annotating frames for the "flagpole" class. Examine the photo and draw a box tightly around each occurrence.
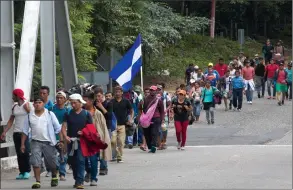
[140,66,143,90]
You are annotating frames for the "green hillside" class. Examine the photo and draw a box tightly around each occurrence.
[146,35,263,77]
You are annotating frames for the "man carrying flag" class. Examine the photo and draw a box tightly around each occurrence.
[109,34,141,161]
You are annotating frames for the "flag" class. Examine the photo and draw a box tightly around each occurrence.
[109,34,142,91]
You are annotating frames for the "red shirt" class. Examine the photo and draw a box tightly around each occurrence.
[277,70,287,84]
[242,66,255,80]
[214,63,228,77]
[266,64,279,79]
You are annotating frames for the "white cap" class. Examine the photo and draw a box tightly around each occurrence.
[194,65,199,69]
[69,93,86,104]
[190,79,196,84]
[56,91,67,99]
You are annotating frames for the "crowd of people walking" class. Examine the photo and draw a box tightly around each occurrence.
[1,39,291,189]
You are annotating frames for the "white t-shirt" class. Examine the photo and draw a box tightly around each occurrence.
[29,111,50,142]
[12,102,32,133]
[225,76,233,91]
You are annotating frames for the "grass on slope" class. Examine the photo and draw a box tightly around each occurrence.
[146,34,263,77]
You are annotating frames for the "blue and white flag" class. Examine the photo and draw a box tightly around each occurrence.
[109,34,142,91]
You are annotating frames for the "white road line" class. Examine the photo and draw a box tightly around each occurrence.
[169,145,292,148]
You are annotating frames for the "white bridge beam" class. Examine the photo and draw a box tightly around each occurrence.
[41,1,56,101]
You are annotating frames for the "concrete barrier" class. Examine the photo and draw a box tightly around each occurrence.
[1,156,18,170]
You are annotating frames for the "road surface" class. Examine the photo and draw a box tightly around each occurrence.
[1,96,292,189]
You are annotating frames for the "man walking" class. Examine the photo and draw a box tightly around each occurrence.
[51,91,70,181]
[265,59,279,99]
[242,59,255,104]
[112,86,133,163]
[254,57,266,98]
[62,94,93,189]
[232,71,246,111]
[21,97,62,189]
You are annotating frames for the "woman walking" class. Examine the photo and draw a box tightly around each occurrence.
[1,89,32,179]
[189,82,202,121]
[171,90,192,150]
[201,81,219,124]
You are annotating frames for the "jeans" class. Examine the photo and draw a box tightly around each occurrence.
[193,102,201,116]
[174,120,189,147]
[100,159,108,170]
[255,76,265,96]
[125,135,133,145]
[143,118,161,149]
[267,78,276,97]
[233,88,243,109]
[205,107,214,122]
[13,132,31,174]
[68,142,85,185]
[287,82,292,99]
[246,83,253,102]
[58,155,68,177]
[85,154,98,182]
[133,127,143,145]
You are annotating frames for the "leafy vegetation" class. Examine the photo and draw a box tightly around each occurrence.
[12,0,291,92]
[146,35,263,77]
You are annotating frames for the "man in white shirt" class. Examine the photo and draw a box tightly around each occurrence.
[21,97,62,189]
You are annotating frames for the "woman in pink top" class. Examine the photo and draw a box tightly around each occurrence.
[274,63,288,106]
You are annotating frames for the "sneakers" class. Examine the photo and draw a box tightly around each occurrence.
[45,171,51,177]
[90,180,97,186]
[150,146,156,153]
[99,169,108,176]
[282,100,284,105]
[177,142,181,150]
[258,93,260,98]
[32,182,41,189]
[181,147,185,150]
[128,144,133,149]
[60,175,66,181]
[117,159,124,163]
[207,121,211,125]
[247,101,252,104]
[51,178,58,187]
[237,108,241,112]
[23,172,30,179]
[84,173,91,183]
[16,173,24,180]
[211,120,214,124]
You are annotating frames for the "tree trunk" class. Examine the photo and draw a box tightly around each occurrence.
[210,0,216,39]
[181,1,185,15]
[253,1,258,35]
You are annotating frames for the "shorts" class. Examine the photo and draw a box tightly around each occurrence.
[30,140,58,168]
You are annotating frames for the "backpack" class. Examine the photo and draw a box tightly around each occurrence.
[139,97,160,128]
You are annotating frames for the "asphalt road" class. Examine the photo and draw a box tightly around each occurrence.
[1,95,292,189]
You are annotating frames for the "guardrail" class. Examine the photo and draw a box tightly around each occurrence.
[0,121,15,158]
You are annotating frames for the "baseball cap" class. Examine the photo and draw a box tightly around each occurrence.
[208,63,213,67]
[56,91,67,99]
[150,85,157,91]
[194,65,199,69]
[69,93,86,104]
[190,79,196,84]
[13,89,25,100]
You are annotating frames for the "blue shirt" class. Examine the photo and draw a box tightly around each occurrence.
[285,68,292,83]
[201,87,217,103]
[52,105,71,124]
[232,76,245,89]
[45,100,54,111]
